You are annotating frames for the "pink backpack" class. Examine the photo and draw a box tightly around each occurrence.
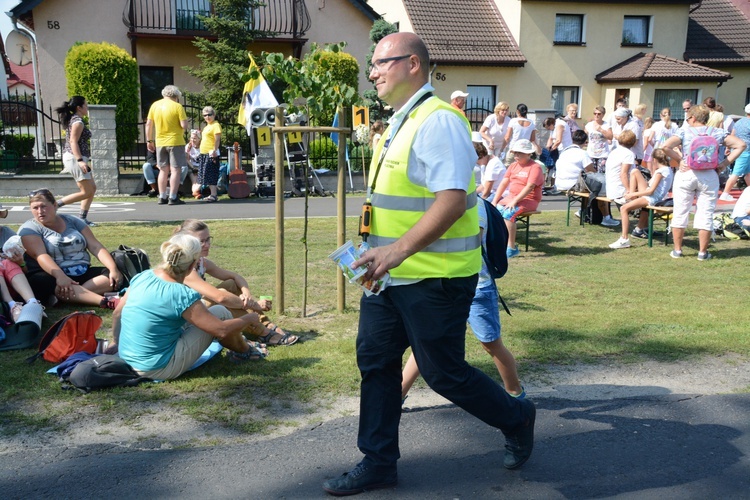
[686,127,719,170]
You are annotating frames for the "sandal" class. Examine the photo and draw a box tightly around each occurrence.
[258,324,299,346]
[229,341,268,363]
[203,195,218,203]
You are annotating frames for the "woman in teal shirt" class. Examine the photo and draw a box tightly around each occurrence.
[109,233,267,380]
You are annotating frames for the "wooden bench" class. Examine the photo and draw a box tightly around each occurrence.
[515,211,542,251]
[645,205,674,247]
[566,191,614,226]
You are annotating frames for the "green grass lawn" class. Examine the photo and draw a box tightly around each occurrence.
[1,212,749,437]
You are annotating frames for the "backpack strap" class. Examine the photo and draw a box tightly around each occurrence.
[497,292,512,316]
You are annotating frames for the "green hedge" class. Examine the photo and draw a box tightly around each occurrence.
[308,136,339,170]
[1,133,35,157]
[312,51,360,127]
[349,144,372,172]
[65,42,139,158]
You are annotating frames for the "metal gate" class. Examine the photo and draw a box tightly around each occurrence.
[0,91,64,173]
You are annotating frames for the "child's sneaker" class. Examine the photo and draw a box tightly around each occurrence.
[609,237,631,249]
[601,215,620,227]
[506,245,520,258]
[631,227,648,239]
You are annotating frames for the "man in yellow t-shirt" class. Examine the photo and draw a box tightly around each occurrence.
[145,85,189,206]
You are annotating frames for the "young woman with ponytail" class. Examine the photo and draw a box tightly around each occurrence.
[54,96,97,226]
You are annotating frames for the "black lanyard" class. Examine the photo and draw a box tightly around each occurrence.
[368,92,433,198]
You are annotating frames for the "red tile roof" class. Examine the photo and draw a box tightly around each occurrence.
[7,61,35,90]
[685,0,750,65]
[402,0,525,66]
[596,52,731,82]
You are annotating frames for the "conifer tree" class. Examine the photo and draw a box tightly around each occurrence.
[363,19,398,122]
[184,0,266,118]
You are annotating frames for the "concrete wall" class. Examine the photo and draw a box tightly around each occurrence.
[304,0,379,92]
[25,0,375,115]
[711,67,750,115]
[30,0,132,119]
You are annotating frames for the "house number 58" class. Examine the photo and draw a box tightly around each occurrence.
[47,21,60,29]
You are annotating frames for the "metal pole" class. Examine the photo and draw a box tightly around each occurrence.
[274,106,285,313]
[337,109,349,312]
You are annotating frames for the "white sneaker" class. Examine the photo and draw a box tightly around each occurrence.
[719,192,735,202]
[601,216,620,227]
[574,210,581,218]
[614,197,627,205]
[609,237,631,249]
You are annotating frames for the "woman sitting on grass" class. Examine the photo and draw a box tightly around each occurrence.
[176,220,298,346]
[108,233,267,380]
[19,189,122,310]
[609,148,674,249]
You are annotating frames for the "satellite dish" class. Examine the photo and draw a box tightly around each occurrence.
[5,30,32,66]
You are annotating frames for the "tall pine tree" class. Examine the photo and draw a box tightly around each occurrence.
[363,19,398,122]
[184,0,266,119]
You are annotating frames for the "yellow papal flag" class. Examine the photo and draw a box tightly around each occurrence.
[237,54,279,135]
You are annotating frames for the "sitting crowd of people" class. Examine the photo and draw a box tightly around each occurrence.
[1,189,295,379]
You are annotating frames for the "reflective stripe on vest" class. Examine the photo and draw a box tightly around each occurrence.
[368,97,480,279]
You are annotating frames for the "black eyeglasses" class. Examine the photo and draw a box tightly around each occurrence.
[29,188,52,198]
[369,54,412,74]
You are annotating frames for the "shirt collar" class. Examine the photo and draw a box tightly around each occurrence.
[387,83,434,127]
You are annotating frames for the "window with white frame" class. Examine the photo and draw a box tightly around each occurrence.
[554,14,585,45]
[622,16,652,46]
[653,89,699,123]
[550,86,580,116]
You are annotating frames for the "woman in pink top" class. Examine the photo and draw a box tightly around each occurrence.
[491,139,545,258]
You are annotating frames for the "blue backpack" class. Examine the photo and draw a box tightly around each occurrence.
[480,198,512,315]
[480,197,509,280]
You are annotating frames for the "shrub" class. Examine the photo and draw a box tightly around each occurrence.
[349,144,372,172]
[311,50,360,127]
[64,42,140,158]
[308,136,339,171]
[1,133,35,158]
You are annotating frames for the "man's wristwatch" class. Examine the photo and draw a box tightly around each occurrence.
[147,140,154,143]
[77,158,84,162]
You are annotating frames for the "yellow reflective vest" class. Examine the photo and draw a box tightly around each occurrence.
[368,97,480,279]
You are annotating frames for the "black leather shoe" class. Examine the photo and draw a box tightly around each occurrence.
[504,398,536,470]
[322,462,397,496]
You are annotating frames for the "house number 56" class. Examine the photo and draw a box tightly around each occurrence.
[47,21,60,29]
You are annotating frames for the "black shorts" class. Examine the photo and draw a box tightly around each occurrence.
[26,266,110,301]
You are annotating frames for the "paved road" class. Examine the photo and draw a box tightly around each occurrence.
[3,192,748,498]
[2,392,749,499]
[1,192,573,225]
